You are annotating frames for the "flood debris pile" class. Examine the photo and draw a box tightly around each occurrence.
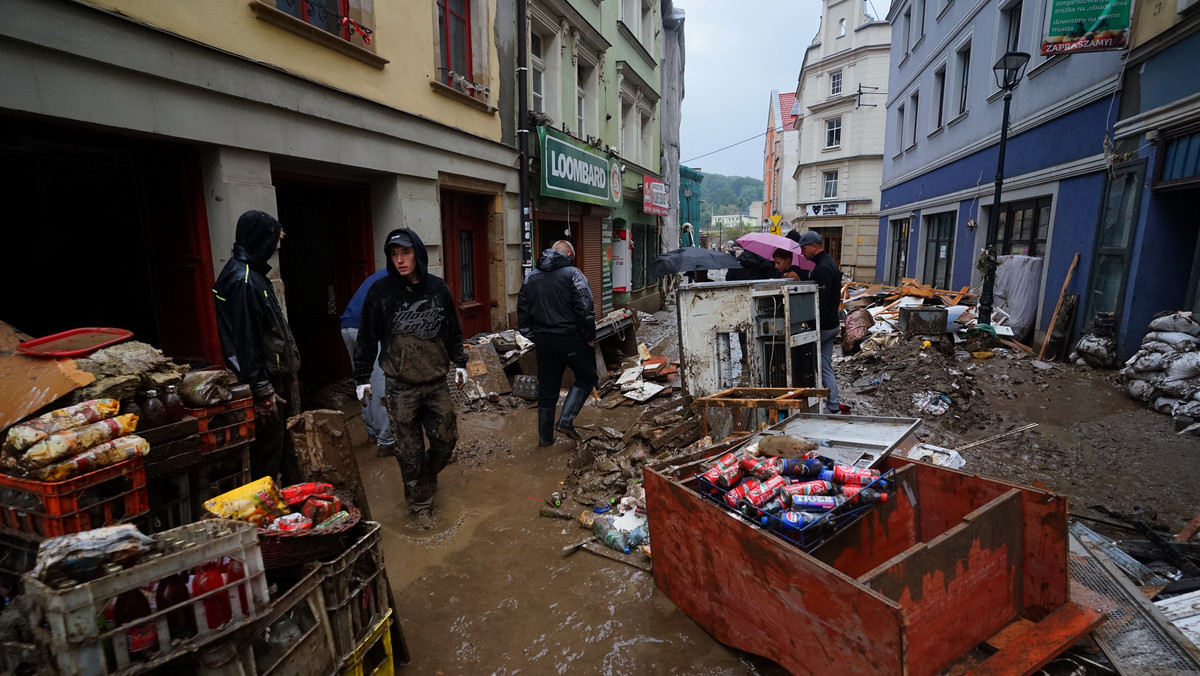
[1119,311,1200,435]
[67,341,191,405]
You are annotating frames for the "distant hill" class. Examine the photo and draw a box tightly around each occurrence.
[695,173,763,227]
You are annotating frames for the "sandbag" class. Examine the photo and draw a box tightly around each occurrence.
[1176,401,1200,418]
[1128,378,1158,402]
[1128,351,1167,373]
[1141,340,1177,355]
[1153,397,1182,414]
[1149,312,1200,336]
[1075,334,1118,368]
[1144,331,1200,351]
[1154,374,1200,399]
[1164,351,1200,380]
[180,369,236,407]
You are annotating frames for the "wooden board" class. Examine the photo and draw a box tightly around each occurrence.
[646,469,906,674]
[0,322,94,432]
[465,343,512,394]
[969,602,1105,675]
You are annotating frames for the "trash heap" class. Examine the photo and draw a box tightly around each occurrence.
[1118,310,1200,434]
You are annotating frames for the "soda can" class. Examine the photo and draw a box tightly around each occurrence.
[724,480,759,509]
[781,480,837,502]
[743,475,788,508]
[788,495,843,512]
[740,456,778,480]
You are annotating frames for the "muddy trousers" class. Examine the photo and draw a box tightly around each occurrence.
[384,377,458,513]
[250,375,303,486]
[533,334,598,441]
[820,327,840,413]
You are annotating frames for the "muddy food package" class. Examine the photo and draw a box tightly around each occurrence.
[32,524,160,588]
[31,435,150,482]
[8,414,140,471]
[3,399,120,455]
[180,369,237,408]
[203,476,289,526]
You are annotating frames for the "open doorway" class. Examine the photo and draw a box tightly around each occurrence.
[274,177,374,394]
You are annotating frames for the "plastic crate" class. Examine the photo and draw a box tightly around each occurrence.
[142,469,193,534]
[24,519,270,676]
[320,522,387,661]
[0,457,149,538]
[695,467,897,553]
[192,443,252,519]
[185,398,255,454]
[0,531,39,580]
[339,610,393,676]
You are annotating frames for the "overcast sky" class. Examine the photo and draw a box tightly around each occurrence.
[678,0,889,180]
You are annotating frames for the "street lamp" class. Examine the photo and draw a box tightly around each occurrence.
[977,51,1031,329]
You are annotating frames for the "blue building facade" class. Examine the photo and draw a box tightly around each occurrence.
[1107,11,1200,358]
[879,0,1123,347]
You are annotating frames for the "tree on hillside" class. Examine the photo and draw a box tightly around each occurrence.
[697,173,764,228]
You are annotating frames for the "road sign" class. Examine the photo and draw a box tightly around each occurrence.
[770,214,782,226]
[769,225,781,235]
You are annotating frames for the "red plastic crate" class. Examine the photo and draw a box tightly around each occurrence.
[184,397,256,454]
[0,457,149,538]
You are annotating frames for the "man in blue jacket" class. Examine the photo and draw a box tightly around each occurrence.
[340,269,393,457]
[517,241,597,446]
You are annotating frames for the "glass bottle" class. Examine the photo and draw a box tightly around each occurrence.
[155,572,196,640]
[112,589,159,662]
[120,397,143,420]
[191,561,231,630]
[163,385,186,423]
[139,390,167,429]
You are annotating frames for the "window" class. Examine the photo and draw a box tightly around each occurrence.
[436,0,471,86]
[1002,1,1023,53]
[641,1,654,47]
[641,111,654,166]
[458,231,475,301]
[830,70,843,96]
[996,196,1052,256]
[902,7,912,53]
[530,33,545,113]
[956,44,970,115]
[896,105,906,154]
[823,170,839,199]
[839,18,847,37]
[889,219,911,285]
[621,99,636,158]
[923,212,955,290]
[933,67,946,128]
[909,91,920,146]
[916,0,927,42]
[1086,167,1141,319]
[825,117,842,148]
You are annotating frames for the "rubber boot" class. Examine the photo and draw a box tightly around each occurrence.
[537,407,556,447]
[555,386,588,440]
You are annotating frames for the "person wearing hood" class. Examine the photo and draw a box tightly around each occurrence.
[354,228,468,524]
[516,241,597,446]
[212,210,303,483]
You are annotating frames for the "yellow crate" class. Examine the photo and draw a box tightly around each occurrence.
[339,609,393,676]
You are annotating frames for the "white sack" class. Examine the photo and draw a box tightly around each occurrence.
[1148,312,1200,336]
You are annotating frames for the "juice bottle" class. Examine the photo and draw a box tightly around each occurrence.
[163,385,186,423]
[191,561,232,629]
[139,390,168,429]
[155,573,196,640]
[112,589,159,661]
[222,556,250,616]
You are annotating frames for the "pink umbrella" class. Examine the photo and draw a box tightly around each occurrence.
[736,232,814,271]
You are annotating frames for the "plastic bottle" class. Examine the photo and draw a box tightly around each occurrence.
[191,561,232,629]
[139,390,168,430]
[845,487,889,507]
[740,496,787,519]
[163,385,186,423]
[781,480,837,500]
[818,465,880,486]
[112,589,159,661]
[222,557,250,617]
[778,457,825,479]
[787,495,845,512]
[591,517,630,554]
[155,573,197,640]
[626,524,648,548]
[763,509,829,533]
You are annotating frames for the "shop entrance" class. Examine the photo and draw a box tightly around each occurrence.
[274,177,374,391]
[440,190,493,338]
[0,118,220,364]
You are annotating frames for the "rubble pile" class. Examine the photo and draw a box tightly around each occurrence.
[67,341,190,404]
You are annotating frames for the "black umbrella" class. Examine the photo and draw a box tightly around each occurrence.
[649,247,741,279]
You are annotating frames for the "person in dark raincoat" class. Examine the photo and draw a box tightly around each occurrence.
[212,210,302,483]
[353,228,468,525]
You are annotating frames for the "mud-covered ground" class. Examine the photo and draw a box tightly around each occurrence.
[356,306,1198,674]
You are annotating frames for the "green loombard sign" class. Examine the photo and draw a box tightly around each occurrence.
[539,127,621,207]
[1042,0,1131,55]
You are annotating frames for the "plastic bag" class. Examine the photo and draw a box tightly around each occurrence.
[203,476,289,526]
[180,369,237,408]
[8,414,139,470]
[1148,312,1200,336]
[265,513,312,532]
[32,524,159,587]
[31,435,149,482]
[3,399,120,454]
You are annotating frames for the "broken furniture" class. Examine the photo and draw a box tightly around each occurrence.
[693,387,828,436]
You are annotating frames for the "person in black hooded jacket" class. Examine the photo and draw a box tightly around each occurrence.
[517,241,597,446]
[354,228,468,523]
[212,210,302,484]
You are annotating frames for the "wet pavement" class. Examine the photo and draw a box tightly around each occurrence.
[355,403,779,675]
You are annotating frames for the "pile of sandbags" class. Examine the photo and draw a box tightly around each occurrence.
[1119,311,1200,429]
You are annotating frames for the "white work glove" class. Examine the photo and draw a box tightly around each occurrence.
[356,384,372,404]
[455,368,469,388]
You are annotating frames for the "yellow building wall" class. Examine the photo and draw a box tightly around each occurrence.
[81,0,502,141]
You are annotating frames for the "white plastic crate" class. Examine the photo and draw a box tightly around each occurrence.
[25,519,269,676]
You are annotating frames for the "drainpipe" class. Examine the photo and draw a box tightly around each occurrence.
[517,0,533,272]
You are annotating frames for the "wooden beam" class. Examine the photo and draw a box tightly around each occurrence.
[1038,253,1080,361]
[969,602,1105,675]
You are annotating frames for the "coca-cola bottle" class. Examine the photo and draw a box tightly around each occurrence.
[139,390,168,430]
[737,475,787,516]
[163,385,186,423]
[781,480,837,500]
[818,465,881,486]
[112,589,159,661]
[155,573,196,640]
[739,456,779,480]
[723,479,759,509]
[843,487,889,507]
[191,561,231,629]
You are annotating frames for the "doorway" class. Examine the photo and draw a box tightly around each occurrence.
[440,190,494,338]
[275,177,374,390]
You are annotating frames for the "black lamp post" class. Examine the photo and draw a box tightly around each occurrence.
[977,51,1030,328]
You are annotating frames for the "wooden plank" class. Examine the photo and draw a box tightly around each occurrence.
[646,469,905,674]
[968,602,1105,676]
[858,490,1025,676]
[0,322,95,432]
[983,618,1037,651]
[1000,338,1035,354]
[1175,511,1200,542]
[1038,253,1080,360]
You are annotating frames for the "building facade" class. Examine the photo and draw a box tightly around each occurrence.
[1106,2,1200,357]
[791,0,890,282]
[1,0,519,393]
[879,0,1123,346]
[762,90,800,227]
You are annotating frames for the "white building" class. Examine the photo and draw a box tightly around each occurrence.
[791,0,891,282]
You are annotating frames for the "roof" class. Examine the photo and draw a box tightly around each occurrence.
[778,92,798,127]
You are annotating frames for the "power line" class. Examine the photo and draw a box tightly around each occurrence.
[682,127,784,164]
